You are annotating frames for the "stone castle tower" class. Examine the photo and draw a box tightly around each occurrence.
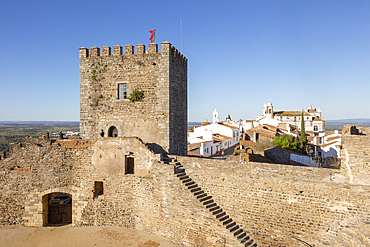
[79,41,187,155]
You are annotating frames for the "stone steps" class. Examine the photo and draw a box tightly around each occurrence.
[174,162,256,247]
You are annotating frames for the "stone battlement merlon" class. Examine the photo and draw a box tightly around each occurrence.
[342,124,370,135]
[79,41,187,62]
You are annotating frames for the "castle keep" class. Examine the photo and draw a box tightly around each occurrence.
[79,42,187,155]
[0,41,370,247]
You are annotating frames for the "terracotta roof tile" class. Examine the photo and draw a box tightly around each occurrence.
[187,150,208,157]
[321,141,340,148]
[218,122,238,129]
[326,136,341,142]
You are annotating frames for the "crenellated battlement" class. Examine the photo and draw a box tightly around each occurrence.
[79,41,187,62]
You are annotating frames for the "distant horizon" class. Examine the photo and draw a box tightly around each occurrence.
[2,118,370,124]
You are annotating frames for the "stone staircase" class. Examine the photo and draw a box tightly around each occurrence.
[171,160,257,247]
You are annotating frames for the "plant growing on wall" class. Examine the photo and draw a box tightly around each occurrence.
[129,90,144,102]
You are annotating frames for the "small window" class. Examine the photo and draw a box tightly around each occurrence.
[94,181,104,198]
[118,83,127,99]
[314,125,318,131]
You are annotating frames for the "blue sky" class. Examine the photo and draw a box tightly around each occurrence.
[1,0,369,121]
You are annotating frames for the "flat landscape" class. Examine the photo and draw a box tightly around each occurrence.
[325,119,370,133]
[1,119,370,155]
[0,122,79,154]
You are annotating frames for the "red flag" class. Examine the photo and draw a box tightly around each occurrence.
[149,29,156,43]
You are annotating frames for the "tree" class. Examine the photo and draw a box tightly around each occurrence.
[274,134,303,153]
[300,111,308,153]
[226,114,232,121]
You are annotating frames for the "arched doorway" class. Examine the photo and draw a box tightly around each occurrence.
[108,126,118,137]
[43,193,72,226]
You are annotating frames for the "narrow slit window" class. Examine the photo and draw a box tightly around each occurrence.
[94,181,104,198]
[125,156,134,174]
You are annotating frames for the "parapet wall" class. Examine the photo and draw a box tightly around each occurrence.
[341,125,370,185]
[177,156,370,246]
[264,146,294,164]
[1,133,370,246]
[342,124,370,135]
[0,137,241,246]
[79,42,187,64]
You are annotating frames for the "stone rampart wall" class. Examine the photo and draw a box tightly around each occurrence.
[77,163,243,246]
[264,146,308,165]
[0,138,243,246]
[0,139,86,226]
[264,146,292,164]
[342,124,370,135]
[177,156,370,246]
[341,134,370,185]
[1,135,370,246]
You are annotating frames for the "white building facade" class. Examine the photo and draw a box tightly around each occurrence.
[188,109,241,157]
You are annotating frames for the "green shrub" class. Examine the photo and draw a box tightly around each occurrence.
[274,134,303,153]
[129,90,144,102]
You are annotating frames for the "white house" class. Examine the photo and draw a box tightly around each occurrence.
[315,130,341,159]
[188,109,241,157]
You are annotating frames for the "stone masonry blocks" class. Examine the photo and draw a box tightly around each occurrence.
[79,41,187,155]
[101,46,111,56]
[113,45,122,55]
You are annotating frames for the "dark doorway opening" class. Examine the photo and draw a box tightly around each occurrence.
[94,181,104,199]
[125,156,134,174]
[47,193,72,226]
[108,126,118,137]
